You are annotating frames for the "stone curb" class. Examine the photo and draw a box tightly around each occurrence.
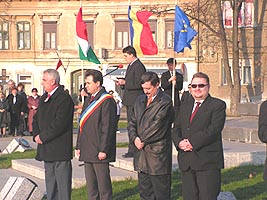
[222,127,261,144]
[224,151,266,168]
[12,150,266,187]
[11,158,138,189]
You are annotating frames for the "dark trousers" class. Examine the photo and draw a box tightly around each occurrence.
[10,112,20,135]
[126,105,134,154]
[44,161,72,200]
[138,172,171,200]
[174,105,179,120]
[115,115,120,131]
[181,169,221,200]
[84,163,112,200]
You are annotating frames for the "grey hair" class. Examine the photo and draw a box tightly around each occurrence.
[43,69,60,85]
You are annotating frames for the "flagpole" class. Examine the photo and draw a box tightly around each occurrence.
[79,0,84,104]
[172,55,176,107]
[81,60,85,104]
[172,0,177,107]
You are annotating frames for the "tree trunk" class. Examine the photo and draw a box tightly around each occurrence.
[215,0,237,115]
[230,0,242,116]
[214,0,241,116]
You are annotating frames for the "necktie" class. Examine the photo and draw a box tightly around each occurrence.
[190,102,201,123]
[13,96,16,104]
[90,95,94,102]
[146,97,152,107]
[45,93,51,102]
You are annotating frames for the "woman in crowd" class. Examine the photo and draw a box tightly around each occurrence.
[27,88,40,135]
[0,92,10,137]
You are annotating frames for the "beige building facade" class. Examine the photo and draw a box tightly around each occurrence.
[0,0,266,110]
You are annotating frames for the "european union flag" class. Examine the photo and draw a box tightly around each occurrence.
[174,5,197,53]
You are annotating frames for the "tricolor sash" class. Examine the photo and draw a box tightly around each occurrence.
[79,93,113,134]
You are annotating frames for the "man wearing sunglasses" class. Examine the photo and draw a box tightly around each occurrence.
[172,72,226,200]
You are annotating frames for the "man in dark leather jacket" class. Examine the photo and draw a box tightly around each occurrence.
[128,71,174,200]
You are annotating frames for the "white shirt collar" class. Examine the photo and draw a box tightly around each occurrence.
[129,58,138,66]
[48,86,59,96]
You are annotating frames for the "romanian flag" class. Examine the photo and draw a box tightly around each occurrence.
[76,7,100,64]
[174,5,197,53]
[128,6,158,56]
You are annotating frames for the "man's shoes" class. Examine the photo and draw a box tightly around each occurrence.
[122,152,133,158]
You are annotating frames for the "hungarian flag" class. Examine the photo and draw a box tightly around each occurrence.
[76,7,100,64]
[128,6,158,56]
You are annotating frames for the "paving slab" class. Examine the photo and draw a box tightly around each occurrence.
[217,191,237,200]
[0,168,47,197]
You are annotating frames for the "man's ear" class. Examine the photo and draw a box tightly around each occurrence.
[96,81,101,87]
[51,79,56,86]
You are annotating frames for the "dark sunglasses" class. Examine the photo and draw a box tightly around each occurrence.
[191,84,208,89]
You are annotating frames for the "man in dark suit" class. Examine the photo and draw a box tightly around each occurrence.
[76,69,117,200]
[33,69,74,200]
[7,87,26,136]
[117,45,146,158]
[181,84,192,103]
[161,58,183,117]
[172,72,226,200]
[128,71,174,199]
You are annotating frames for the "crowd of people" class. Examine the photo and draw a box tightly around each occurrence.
[0,81,40,137]
[31,45,224,200]
[1,45,227,200]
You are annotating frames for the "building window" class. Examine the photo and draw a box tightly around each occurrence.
[115,20,157,50]
[115,20,130,49]
[17,75,32,95]
[222,59,252,85]
[43,22,57,50]
[222,65,227,85]
[243,65,252,84]
[17,21,31,50]
[0,22,9,50]
[148,19,157,44]
[86,21,94,48]
[165,19,174,48]
[0,76,10,83]
[222,0,254,28]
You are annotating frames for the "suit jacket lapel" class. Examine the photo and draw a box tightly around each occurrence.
[140,90,163,122]
[190,95,210,123]
[125,59,138,78]
[125,64,131,77]
[186,99,194,124]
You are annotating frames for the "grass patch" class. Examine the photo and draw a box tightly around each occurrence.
[221,165,267,200]
[71,165,267,200]
[118,121,127,129]
[116,142,129,148]
[71,179,139,200]
[73,121,78,129]
[0,150,36,169]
